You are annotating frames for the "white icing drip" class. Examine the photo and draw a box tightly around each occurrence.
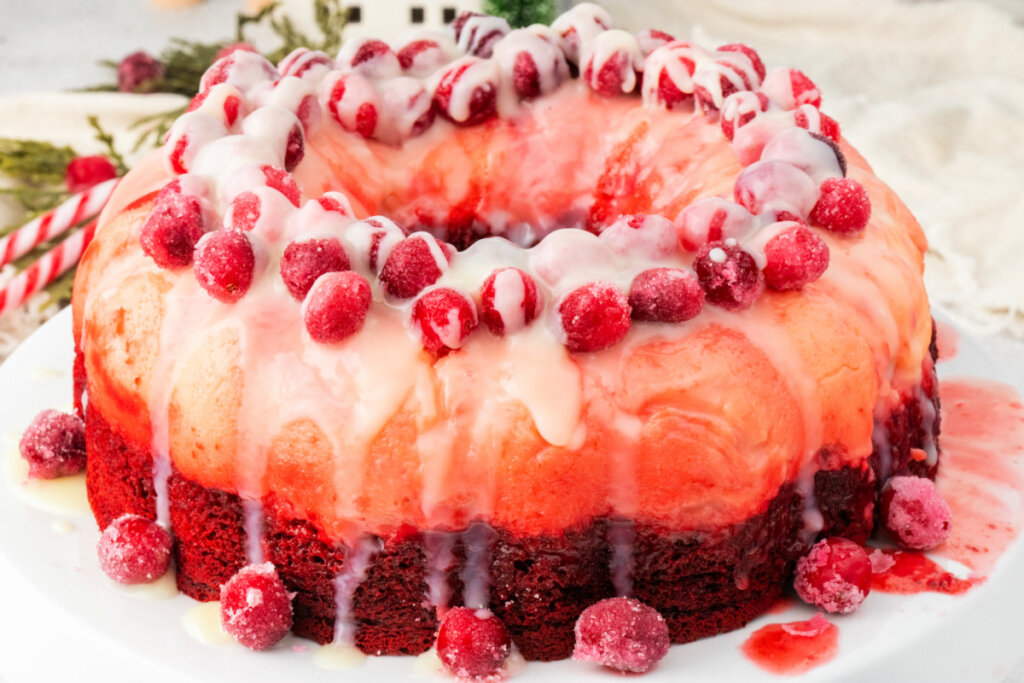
[676,196,758,251]
[741,219,792,270]
[732,109,801,165]
[243,499,264,564]
[200,50,278,96]
[314,644,367,669]
[551,3,614,65]
[332,536,382,646]
[583,29,644,94]
[374,76,433,144]
[761,127,844,186]
[917,384,939,466]
[227,187,301,243]
[491,267,527,332]
[394,30,459,78]
[163,112,230,175]
[599,214,677,260]
[455,15,511,59]
[193,140,286,206]
[319,70,380,137]
[641,41,707,108]
[241,106,303,167]
[607,519,635,597]
[436,56,499,124]
[635,29,673,57]
[260,77,322,132]
[193,83,248,130]
[736,159,819,218]
[762,67,820,111]
[278,48,334,84]
[529,229,621,289]
[336,36,402,80]
[286,196,354,247]
[721,90,767,133]
[342,217,405,274]
[693,57,749,111]
[492,29,569,107]
[459,523,494,609]
[423,530,456,610]
[183,601,234,646]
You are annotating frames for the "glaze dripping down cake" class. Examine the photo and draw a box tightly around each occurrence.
[72,4,939,663]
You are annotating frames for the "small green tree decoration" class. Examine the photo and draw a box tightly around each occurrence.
[483,0,558,27]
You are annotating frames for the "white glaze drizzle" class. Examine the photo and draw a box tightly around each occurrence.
[332,536,382,647]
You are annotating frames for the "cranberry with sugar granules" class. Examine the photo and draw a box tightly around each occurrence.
[559,282,631,353]
[411,287,478,355]
[794,537,872,614]
[19,409,86,479]
[629,268,705,323]
[303,271,372,344]
[437,607,512,678]
[139,185,206,269]
[65,155,117,193]
[880,475,952,551]
[762,222,830,291]
[193,229,256,303]
[97,514,173,584]
[810,177,872,235]
[280,237,350,301]
[573,597,670,673]
[379,235,451,299]
[117,51,165,93]
[480,267,541,336]
[694,241,764,311]
[220,563,294,651]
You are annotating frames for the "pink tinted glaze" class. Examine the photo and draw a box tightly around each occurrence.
[935,320,960,362]
[936,378,1024,575]
[741,613,838,675]
[870,549,978,595]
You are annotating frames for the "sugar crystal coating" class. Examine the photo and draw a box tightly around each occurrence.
[694,241,764,311]
[303,271,372,343]
[880,476,952,550]
[411,287,479,355]
[97,514,173,584]
[281,237,350,301]
[810,178,871,235]
[379,235,452,298]
[193,229,256,303]
[573,597,670,673]
[762,222,830,291]
[65,155,117,193]
[559,282,631,353]
[19,409,86,479]
[480,267,541,336]
[437,607,512,678]
[140,184,206,269]
[220,562,294,651]
[629,268,705,323]
[793,537,872,614]
[117,51,165,93]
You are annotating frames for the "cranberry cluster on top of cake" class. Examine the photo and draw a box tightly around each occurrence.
[139,2,873,358]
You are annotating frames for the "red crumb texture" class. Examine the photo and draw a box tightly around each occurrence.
[97,514,173,584]
[220,562,294,650]
[572,597,669,673]
[742,613,838,675]
[19,409,86,479]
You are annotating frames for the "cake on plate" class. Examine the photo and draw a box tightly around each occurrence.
[68,3,938,669]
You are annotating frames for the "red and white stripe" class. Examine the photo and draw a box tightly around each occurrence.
[0,219,98,316]
[0,177,118,269]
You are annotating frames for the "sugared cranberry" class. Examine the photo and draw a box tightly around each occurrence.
[436,607,512,679]
[199,50,277,93]
[600,214,677,259]
[397,39,444,73]
[880,476,952,551]
[629,268,705,323]
[303,271,372,344]
[451,12,509,58]
[584,49,635,97]
[97,514,173,585]
[193,230,256,303]
[117,51,165,93]
[480,267,541,336]
[346,39,401,78]
[280,237,350,300]
[760,128,846,185]
[636,29,675,56]
[718,43,766,83]
[761,67,821,109]
[720,91,770,141]
[140,186,206,269]
[810,178,871,235]
[411,288,478,355]
[762,222,830,291]
[19,409,86,479]
[645,43,697,110]
[379,235,451,299]
[794,537,872,614]
[220,563,294,651]
[734,159,818,218]
[795,105,841,142]
[186,84,245,128]
[694,241,764,311]
[326,71,379,139]
[65,156,117,193]
[559,282,631,353]
[433,58,498,126]
[278,48,334,80]
[214,42,257,62]
[677,197,757,252]
[163,111,229,175]
[259,165,301,207]
[573,597,670,674]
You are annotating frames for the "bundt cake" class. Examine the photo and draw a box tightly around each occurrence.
[71,3,938,664]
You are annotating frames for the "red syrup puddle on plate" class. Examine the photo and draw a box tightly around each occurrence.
[742,613,838,675]
[870,549,979,595]
[935,320,960,362]
[935,378,1024,576]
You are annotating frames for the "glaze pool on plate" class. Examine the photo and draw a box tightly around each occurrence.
[0,308,1023,683]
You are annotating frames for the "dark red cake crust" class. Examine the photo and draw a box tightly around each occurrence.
[78,332,940,661]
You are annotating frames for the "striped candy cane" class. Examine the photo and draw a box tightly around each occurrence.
[0,177,118,269]
[0,219,98,316]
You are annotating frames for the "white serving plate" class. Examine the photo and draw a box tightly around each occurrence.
[1,308,1022,683]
